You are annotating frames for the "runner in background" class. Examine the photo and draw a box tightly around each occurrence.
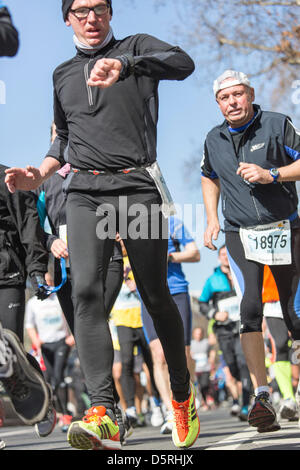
[190,327,216,411]
[199,245,252,421]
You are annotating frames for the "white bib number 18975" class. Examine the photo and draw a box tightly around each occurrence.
[239,220,291,265]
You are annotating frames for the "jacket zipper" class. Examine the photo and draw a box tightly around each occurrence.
[241,133,263,224]
[84,59,94,107]
[237,113,263,224]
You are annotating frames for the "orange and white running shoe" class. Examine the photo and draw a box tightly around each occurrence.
[67,405,121,450]
[172,384,200,448]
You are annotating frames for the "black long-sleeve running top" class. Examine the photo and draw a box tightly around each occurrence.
[47,34,195,174]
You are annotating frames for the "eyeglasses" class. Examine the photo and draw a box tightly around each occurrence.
[70,4,109,19]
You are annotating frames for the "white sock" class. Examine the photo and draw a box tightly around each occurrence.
[255,386,270,397]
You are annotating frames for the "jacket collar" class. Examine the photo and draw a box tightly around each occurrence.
[219,104,262,139]
[75,36,116,59]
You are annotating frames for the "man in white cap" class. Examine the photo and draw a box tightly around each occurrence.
[201,69,300,432]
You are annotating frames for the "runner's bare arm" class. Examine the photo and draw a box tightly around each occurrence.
[238,160,300,183]
[201,176,221,251]
[5,157,60,193]
[169,241,200,263]
[276,159,300,182]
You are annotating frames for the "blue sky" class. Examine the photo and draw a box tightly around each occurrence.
[0,0,263,293]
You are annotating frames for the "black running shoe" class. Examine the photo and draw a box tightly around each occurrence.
[114,405,134,445]
[0,327,49,425]
[115,405,126,445]
[35,385,57,437]
[35,403,57,437]
[248,392,280,432]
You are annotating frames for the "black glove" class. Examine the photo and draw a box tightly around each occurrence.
[30,273,50,301]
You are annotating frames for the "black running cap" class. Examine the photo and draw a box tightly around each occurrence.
[62,0,113,21]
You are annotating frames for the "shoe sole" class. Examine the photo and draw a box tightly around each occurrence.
[257,421,281,433]
[1,329,49,425]
[67,422,122,451]
[0,440,5,450]
[248,402,276,430]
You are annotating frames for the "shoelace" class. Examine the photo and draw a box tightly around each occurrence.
[82,408,104,424]
[255,392,270,403]
[173,403,189,431]
[39,406,54,424]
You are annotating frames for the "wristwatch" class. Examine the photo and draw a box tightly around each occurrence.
[269,168,279,184]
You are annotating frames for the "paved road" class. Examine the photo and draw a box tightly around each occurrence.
[1,406,300,455]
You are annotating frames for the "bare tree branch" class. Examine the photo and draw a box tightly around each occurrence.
[250,57,283,76]
[149,0,300,107]
[240,1,300,5]
[218,36,278,52]
[146,0,300,183]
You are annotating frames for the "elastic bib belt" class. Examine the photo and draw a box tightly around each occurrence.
[72,165,150,175]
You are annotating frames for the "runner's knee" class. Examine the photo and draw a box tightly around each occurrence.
[240,298,263,333]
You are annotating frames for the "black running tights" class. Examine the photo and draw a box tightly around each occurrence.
[66,190,190,409]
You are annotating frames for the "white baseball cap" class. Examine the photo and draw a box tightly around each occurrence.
[213,70,251,97]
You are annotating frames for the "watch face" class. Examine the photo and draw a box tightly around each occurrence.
[270,168,279,177]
